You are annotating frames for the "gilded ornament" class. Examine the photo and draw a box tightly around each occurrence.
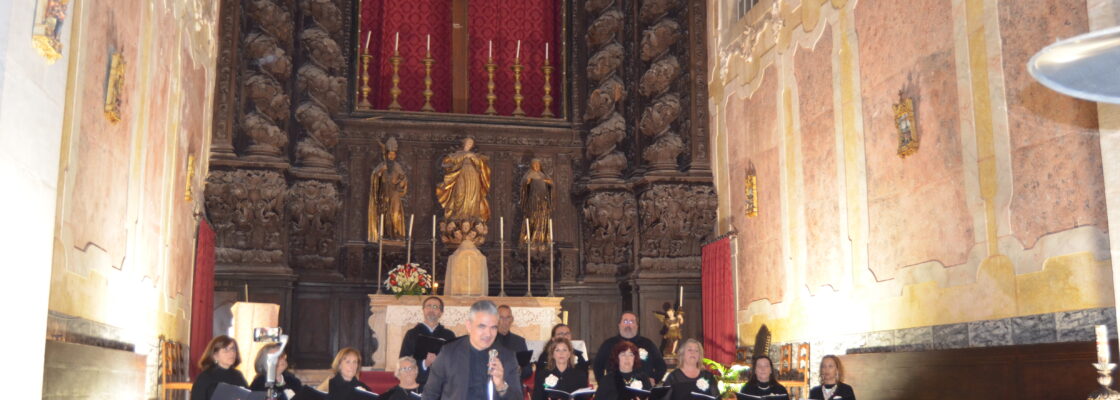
[893,93,919,158]
[104,50,126,123]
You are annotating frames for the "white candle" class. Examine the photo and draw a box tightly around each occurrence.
[408,214,415,240]
[679,285,684,308]
[562,311,568,325]
[545,42,549,62]
[394,31,400,53]
[1098,325,1110,365]
[516,40,521,59]
[548,218,554,242]
[500,217,504,241]
[432,215,437,240]
[365,31,372,54]
[426,34,431,54]
[379,214,384,238]
[488,40,493,60]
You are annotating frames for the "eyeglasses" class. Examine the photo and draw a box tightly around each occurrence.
[424,305,442,310]
[620,320,637,325]
[399,366,418,372]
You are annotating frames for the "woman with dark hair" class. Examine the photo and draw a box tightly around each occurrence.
[191,335,248,400]
[662,339,719,399]
[594,340,652,400]
[808,355,855,400]
[316,347,373,400]
[249,342,303,399]
[532,338,589,400]
[738,355,787,398]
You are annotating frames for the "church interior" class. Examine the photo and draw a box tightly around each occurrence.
[5,0,1120,398]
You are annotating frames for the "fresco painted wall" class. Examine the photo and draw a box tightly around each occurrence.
[45,0,219,396]
[707,0,1115,382]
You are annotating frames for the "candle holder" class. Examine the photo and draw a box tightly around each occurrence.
[421,53,435,112]
[1089,363,1120,400]
[511,59,526,117]
[499,239,507,296]
[485,58,498,115]
[541,61,554,118]
[388,51,403,111]
[548,239,555,297]
[358,53,373,109]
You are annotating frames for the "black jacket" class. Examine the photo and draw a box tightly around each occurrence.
[809,383,855,400]
[191,365,248,400]
[400,323,458,384]
[249,371,303,399]
[327,373,373,400]
[420,339,524,400]
[592,335,666,383]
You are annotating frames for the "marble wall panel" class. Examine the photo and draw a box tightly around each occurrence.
[855,0,973,280]
[728,66,786,305]
[998,0,1108,250]
[794,26,843,291]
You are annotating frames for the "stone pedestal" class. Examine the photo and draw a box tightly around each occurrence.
[368,295,563,371]
[444,241,488,296]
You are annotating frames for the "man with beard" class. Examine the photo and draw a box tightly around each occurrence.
[400,296,458,386]
[421,300,523,400]
[591,311,666,383]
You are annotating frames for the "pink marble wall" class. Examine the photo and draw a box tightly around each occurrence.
[728,67,786,305]
[794,27,843,290]
[999,0,1107,249]
[856,0,973,279]
[66,0,143,270]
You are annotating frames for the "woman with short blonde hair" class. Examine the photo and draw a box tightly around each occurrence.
[317,347,373,397]
[662,339,719,400]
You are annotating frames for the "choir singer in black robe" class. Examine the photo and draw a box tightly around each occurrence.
[808,355,855,400]
[421,300,523,400]
[400,296,457,386]
[592,312,666,383]
[532,337,590,400]
[191,335,248,400]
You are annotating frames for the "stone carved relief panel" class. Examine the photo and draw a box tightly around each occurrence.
[205,169,288,264]
[638,184,716,261]
[583,191,637,273]
[287,180,342,270]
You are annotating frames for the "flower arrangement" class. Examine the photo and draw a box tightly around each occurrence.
[702,358,751,398]
[384,263,433,298]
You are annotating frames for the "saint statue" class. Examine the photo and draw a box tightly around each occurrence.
[368,137,408,242]
[519,158,554,252]
[436,137,491,224]
[654,302,684,356]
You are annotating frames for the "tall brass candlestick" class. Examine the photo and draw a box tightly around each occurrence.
[511,60,526,117]
[548,219,554,296]
[500,216,506,296]
[485,58,498,115]
[525,218,532,296]
[376,214,384,294]
[541,62,554,118]
[421,52,435,112]
[388,51,403,111]
[431,218,438,295]
[359,53,373,109]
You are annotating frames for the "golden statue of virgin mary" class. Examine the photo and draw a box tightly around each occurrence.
[436,137,491,222]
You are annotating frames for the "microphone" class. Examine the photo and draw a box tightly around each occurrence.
[488,349,498,373]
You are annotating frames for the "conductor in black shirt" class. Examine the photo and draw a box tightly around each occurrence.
[495,305,532,379]
[592,311,666,384]
[421,300,523,400]
[191,335,248,400]
[400,296,457,385]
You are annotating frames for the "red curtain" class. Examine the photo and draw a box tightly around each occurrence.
[360,0,559,116]
[467,0,559,117]
[702,237,736,365]
[189,219,216,379]
[360,0,453,112]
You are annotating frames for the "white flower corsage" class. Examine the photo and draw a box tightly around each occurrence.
[544,374,559,388]
[638,348,649,360]
[695,378,710,391]
[628,379,644,390]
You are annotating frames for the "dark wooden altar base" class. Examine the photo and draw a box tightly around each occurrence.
[840,340,1120,400]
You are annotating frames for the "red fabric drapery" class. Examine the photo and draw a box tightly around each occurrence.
[189,219,216,379]
[467,0,559,117]
[359,0,559,116]
[702,237,736,365]
[361,0,453,112]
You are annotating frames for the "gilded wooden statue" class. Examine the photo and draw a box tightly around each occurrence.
[654,302,684,356]
[436,137,491,244]
[368,137,408,241]
[519,158,554,253]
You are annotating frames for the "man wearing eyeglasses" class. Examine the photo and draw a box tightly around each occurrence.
[591,311,666,383]
[400,296,458,386]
